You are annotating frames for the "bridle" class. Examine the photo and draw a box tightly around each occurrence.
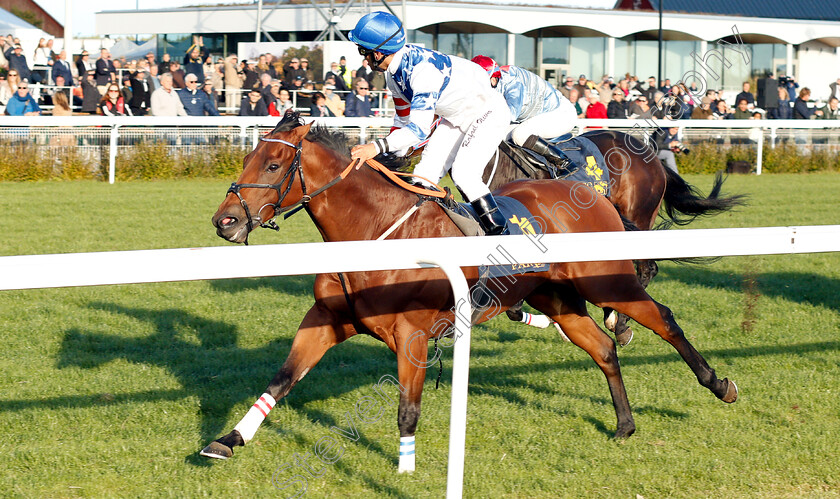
[225,135,355,245]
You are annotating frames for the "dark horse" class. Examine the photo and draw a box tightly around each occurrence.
[483,130,744,344]
[205,113,738,472]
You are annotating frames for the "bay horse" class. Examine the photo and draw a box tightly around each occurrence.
[205,112,738,472]
[482,130,745,343]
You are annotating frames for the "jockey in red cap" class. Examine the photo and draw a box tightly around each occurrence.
[472,55,577,169]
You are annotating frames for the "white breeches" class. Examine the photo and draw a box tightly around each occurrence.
[510,99,578,146]
[412,97,510,202]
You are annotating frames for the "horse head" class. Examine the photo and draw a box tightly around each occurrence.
[212,112,317,244]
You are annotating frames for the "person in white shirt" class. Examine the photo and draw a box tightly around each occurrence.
[150,73,187,116]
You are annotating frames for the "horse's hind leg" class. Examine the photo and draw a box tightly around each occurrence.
[201,282,355,459]
[526,285,636,438]
[591,273,738,404]
[604,260,658,346]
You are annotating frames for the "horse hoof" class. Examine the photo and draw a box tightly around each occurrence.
[613,424,636,439]
[615,328,633,347]
[200,441,234,460]
[552,322,571,342]
[721,379,739,403]
[605,311,617,331]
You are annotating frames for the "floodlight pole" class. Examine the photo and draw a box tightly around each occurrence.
[657,0,663,86]
[64,0,73,57]
[256,0,264,42]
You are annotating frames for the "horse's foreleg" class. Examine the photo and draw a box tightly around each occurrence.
[200,302,353,459]
[526,286,635,439]
[393,328,431,473]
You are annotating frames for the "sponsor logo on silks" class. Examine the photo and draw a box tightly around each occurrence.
[508,214,537,235]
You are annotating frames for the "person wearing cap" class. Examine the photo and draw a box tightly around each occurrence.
[183,35,207,83]
[4,43,32,83]
[238,88,268,116]
[202,80,220,113]
[129,68,152,115]
[242,59,259,91]
[76,50,94,78]
[691,96,715,120]
[282,58,305,88]
[322,79,344,116]
[574,74,589,99]
[348,11,512,236]
[183,46,205,85]
[81,70,101,114]
[472,55,578,169]
[178,73,219,116]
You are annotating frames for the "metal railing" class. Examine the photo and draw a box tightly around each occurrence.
[0,116,838,181]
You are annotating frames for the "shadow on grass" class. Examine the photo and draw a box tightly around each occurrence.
[3,297,839,470]
[657,266,840,311]
[208,274,316,298]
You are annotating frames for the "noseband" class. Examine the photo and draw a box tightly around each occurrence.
[226,136,354,245]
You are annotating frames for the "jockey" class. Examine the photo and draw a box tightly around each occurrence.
[471,55,577,169]
[349,12,512,236]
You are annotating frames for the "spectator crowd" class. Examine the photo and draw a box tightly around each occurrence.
[1,33,838,123]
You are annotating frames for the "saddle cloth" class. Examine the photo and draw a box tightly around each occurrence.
[522,135,612,197]
[438,195,550,278]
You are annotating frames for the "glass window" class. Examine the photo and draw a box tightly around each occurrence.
[438,33,472,58]
[472,33,507,62]
[408,29,434,49]
[614,37,635,80]
[721,44,752,90]
[570,37,606,81]
[663,40,699,82]
[542,37,569,65]
[515,34,536,72]
[634,40,659,83]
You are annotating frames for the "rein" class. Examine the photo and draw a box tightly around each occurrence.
[226,134,448,244]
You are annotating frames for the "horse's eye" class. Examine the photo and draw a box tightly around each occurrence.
[267,163,280,172]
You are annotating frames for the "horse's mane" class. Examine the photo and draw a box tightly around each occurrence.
[272,110,411,172]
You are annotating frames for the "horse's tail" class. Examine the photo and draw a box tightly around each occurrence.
[659,169,747,228]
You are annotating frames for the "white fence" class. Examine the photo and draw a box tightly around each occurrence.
[2,225,840,498]
[1,117,839,182]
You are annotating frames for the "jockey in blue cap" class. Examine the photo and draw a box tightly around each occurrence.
[472,55,578,169]
[349,12,512,235]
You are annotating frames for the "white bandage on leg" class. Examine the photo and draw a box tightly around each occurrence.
[233,393,276,444]
[520,311,552,329]
[398,435,416,473]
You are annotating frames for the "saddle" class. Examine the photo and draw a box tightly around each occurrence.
[501,135,612,197]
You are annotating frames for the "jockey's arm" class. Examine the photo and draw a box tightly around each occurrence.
[351,62,443,165]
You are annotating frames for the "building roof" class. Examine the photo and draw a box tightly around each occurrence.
[641,0,840,22]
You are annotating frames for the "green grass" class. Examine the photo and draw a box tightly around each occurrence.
[1,174,839,498]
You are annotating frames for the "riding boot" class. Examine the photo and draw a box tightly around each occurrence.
[522,135,573,171]
[470,193,509,236]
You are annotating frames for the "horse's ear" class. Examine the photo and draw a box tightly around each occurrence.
[291,121,312,142]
